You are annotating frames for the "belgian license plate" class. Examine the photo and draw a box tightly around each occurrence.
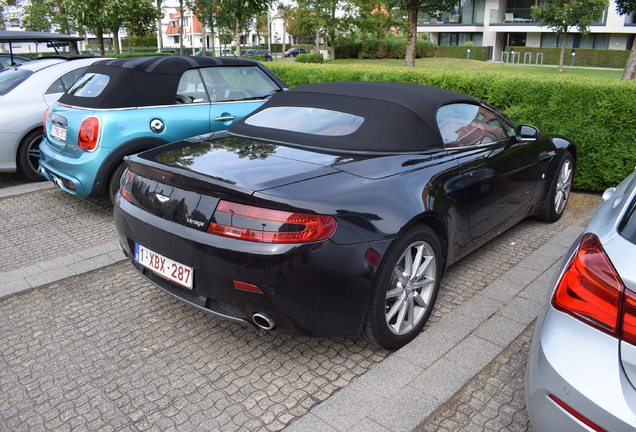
[135,243,193,289]
[50,124,67,142]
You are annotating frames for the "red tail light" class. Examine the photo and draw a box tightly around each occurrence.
[207,200,336,244]
[553,233,623,336]
[552,233,636,346]
[119,168,135,202]
[78,116,100,151]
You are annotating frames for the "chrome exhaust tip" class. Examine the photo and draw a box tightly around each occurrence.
[252,312,276,330]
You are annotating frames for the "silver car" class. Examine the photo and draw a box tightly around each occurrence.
[0,57,102,180]
[526,168,636,431]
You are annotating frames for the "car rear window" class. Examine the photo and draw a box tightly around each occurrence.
[244,107,364,136]
[619,194,636,245]
[67,73,110,98]
[0,68,33,95]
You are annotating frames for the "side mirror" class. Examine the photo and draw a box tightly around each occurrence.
[516,124,540,142]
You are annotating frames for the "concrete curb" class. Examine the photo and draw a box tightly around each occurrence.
[283,207,595,432]
[0,241,126,300]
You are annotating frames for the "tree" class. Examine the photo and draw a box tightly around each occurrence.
[187,0,235,55]
[389,0,458,67]
[531,0,609,72]
[217,0,271,56]
[616,0,636,79]
[63,0,161,55]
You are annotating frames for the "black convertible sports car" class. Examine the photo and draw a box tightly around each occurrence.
[114,81,575,350]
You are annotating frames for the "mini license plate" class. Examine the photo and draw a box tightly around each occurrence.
[135,243,193,289]
[50,124,67,142]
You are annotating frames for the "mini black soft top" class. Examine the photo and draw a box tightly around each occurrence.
[229,81,481,153]
[57,56,286,109]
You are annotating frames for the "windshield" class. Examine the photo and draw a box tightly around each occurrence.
[0,68,33,96]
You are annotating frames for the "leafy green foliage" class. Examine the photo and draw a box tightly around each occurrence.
[336,37,437,59]
[295,53,325,63]
[266,63,636,190]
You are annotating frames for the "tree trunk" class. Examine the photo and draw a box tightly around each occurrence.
[209,15,216,54]
[201,25,207,56]
[178,0,184,55]
[622,37,636,81]
[329,3,336,61]
[235,18,241,57]
[97,27,105,56]
[558,32,567,72]
[281,12,287,58]
[315,29,320,53]
[405,0,419,68]
[111,27,120,54]
[156,0,163,50]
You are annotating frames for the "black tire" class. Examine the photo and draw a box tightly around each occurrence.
[108,160,128,205]
[539,152,574,223]
[362,224,442,350]
[17,129,46,181]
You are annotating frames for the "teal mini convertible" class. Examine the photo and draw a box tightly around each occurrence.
[39,55,287,201]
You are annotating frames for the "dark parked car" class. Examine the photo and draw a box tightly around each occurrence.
[241,49,273,61]
[114,81,575,350]
[284,47,307,57]
[526,169,636,432]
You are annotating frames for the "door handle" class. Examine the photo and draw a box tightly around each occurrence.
[214,116,236,122]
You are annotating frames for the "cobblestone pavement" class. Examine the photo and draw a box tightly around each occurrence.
[417,323,536,432]
[0,172,601,431]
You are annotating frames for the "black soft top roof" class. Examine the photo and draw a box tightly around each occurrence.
[58,55,286,109]
[229,81,480,153]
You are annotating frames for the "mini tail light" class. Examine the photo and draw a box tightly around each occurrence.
[207,200,336,244]
[119,168,135,202]
[78,116,100,151]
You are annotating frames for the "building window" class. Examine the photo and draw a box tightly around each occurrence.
[439,32,483,46]
[542,33,609,49]
[173,36,179,43]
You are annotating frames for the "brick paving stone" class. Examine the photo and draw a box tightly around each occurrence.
[0,264,388,432]
[416,322,536,432]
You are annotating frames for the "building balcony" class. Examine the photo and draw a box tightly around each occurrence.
[489,8,535,25]
[418,11,484,26]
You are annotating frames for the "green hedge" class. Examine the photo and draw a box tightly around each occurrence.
[336,38,437,60]
[295,53,324,63]
[436,46,491,61]
[502,46,630,68]
[267,63,636,191]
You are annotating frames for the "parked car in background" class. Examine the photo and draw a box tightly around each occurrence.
[0,57,102,180]
[114,81,575,350]
[39,56,287,201]
[157,48,177,55]
[526,169,636,432]
[284,47,307,57]
[0,53,31,70]
[241,49,273,61]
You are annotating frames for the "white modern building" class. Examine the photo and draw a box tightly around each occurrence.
[419,0,635,60]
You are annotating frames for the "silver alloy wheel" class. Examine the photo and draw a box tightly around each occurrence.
[26,136,42,175]
[554,158,573,215]
[385,240,437,335]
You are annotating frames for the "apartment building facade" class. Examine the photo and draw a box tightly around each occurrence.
[419,0,636,60]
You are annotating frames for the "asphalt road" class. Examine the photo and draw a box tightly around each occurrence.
[0,173,601,431]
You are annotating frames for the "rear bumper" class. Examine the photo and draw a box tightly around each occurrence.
[526,305,636,432]
[38,138,105,197]
[114,196,391,337]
